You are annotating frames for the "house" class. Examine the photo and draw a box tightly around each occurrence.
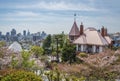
[69,21,112,53]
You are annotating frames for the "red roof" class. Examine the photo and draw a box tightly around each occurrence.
[69,21,80,36]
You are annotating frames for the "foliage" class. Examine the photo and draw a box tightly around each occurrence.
[11,54,19,69]
[43,34,52,54]
[31,46,44,58]
[0,69,42,81]
[0,41,6,48]
[44,68,86,81]
[86,65,117,81]
[0,47,5,58]
[52,33,65,48]
[21,51,34,70]
[62,42,76,64]
[51,33,66,53]
[0,41,6,58]
[79,53,88,58]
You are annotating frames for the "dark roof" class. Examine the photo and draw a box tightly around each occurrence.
[69,21,80,36]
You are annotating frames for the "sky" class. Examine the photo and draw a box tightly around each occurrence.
[0,0,120,35]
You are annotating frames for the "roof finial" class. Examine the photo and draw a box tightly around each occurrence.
[74,13,76,21]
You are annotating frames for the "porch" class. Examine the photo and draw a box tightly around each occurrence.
[76,44,103,53]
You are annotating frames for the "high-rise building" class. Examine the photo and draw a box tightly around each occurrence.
[11,29,16,36]
[23,30,26,36]
[41,31,47,39]
[6,32,10,42]
[27,30,30,36]
[6,32,10,36]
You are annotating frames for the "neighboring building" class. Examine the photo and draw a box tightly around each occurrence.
[110,32,120,47]
[69,21,112,53]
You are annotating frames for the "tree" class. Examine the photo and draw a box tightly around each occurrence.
[31,46,44,58]
[62,41,76,64]
[42,34,52,54]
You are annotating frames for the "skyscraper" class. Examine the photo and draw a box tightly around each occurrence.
[23,30,26,36]
[11,29,16,36]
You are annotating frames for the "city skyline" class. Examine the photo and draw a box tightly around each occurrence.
[0,0,120,34]
[0,28,46,36]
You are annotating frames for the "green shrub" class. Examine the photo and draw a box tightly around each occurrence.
[0,69,42,81]
[79,53,88,58]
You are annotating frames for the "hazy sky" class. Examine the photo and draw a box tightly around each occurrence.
[0,0,120,35]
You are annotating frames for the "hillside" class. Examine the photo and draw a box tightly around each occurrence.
[56,49,120,80]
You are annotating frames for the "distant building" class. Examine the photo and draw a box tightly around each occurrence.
[6,32,10,42]
[11,29,16,36]
[41,31,47,39]
[23,30,26,36]
[27,30,30,36]
[110,33,120,47]
[69,20,112,53]
[0,31,2,36]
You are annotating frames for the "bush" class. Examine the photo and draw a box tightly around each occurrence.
[79,53,88,58]
[0,69,42,81]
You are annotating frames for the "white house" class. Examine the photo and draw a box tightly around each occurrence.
[69,21,112,53]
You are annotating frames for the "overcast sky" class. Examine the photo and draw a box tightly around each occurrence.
[0,0,120,34]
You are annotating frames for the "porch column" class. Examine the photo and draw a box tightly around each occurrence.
[83,45,86,52]
[81,45,84,52]
[92,45,96,53]
[99,46,103,52]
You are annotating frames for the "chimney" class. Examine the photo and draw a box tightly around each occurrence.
[80,22,84,35]
[104,28,107,36]
[101,26,105,37]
